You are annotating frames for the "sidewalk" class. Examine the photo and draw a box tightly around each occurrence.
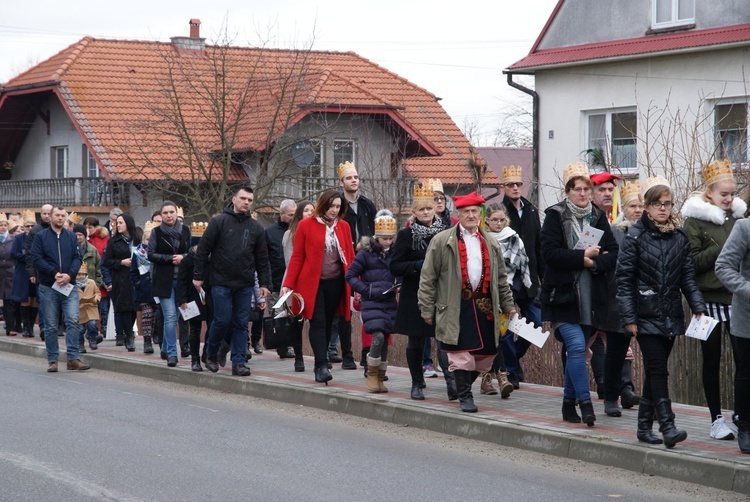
[3,334,750,495]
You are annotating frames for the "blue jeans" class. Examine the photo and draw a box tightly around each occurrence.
[38,284,80,363]
[98,297,110,331]
[207,285,253,366]
[79,320,98,346]
[158,283,178,358]
[503,299,541,373]
[558,323,591,401]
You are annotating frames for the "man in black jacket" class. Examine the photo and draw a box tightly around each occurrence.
[500,166,544,388]
[194,186,271,376]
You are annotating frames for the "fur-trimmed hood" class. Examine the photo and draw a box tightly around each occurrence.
[681,195,746,225]
[612,214,635,233]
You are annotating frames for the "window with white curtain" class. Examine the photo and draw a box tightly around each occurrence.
[652,0,695,29]
[715,103,748,166]
[586,110,638,173]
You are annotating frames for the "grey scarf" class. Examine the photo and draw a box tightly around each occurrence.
[564,199,593,248]
[159,220,183,251]
[410,218,447,250]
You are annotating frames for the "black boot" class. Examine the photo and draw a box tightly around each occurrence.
[411,382,425,400]
[205,355,219,373]
[454,370,477,412]
[115,332,124,346]
[125,332,135,352]
[654,398,687,448]
[143,336,154,354]
[562,398,581,423]
[636,398,663,444]
[437,349,457,400]
[620,360,640,408]
[191,357,203,372]
[314,363,332,384]
[738,420,750,454]
[579,399,596,427]
[20,306,33,337]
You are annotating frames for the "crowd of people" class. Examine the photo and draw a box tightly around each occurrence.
[7,158,750,455]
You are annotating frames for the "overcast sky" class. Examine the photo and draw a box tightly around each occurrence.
[0,0,558,143]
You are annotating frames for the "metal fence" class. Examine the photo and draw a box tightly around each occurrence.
[0,178,130,208]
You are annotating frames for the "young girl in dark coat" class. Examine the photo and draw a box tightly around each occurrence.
[175,245,213,372]
[345,211,399,393]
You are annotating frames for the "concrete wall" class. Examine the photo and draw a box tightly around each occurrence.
[538,0,750,50]
[533,46,750,209]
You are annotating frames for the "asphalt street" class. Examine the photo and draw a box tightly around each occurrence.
[0,351,743,501]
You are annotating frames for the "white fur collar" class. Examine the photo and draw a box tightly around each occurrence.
[680,195,747,225]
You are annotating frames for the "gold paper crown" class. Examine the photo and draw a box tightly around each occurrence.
[0,213,6,222]
[78,263,88,275]
[190,221,208,236]
[502,165,523,184]
[641,176,671,198]
[143,220,158,233]
[562,163,590,186]
[412,182,434,206]
[67,211,83,224]
[176,206,184,218]
[21,210,36,224]
[424,178,444,194]
[702,159,734,187]
[337,161,358,180]
[374,215,397,237]
[619,181,642,205]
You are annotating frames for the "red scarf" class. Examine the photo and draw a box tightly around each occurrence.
[457,227,491,295]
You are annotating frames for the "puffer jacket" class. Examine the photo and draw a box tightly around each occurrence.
[681,195,746,304]
[616,213,706,336]
[345,237,399,334]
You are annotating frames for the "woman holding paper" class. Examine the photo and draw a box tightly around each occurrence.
[616,176,706,448]
[102,213,139,352]
[540,163,618,427]
[682,160,745,441]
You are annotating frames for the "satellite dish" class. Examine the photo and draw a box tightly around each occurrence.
[292,140,317,168]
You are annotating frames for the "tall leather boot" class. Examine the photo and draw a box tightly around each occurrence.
[143,335,154,354]
[366,355,381,393]
[454,370,478,412]
[125,331,135,352]
[562,398,581,423]
[654,398,687,448]
[377,361,389,393]
[636,398,663,444]
[437,349,457,400]
[738,420,750,454]
[21,306,33,337]
[579,399,596,427]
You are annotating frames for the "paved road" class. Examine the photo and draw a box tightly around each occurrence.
[0,352,743,501]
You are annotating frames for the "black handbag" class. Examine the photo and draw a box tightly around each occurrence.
[262,292,305,350]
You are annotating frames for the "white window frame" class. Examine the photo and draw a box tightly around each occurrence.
[333,139,357,171]
[585,108,638,175]
[297,139,325,199]
[53,146,68,178]
[652,0,695,29]
[714,100,748,169]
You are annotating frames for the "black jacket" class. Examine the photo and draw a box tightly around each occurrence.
[616,214,706,337]
[102,234,136,312]
[502,195,544,298]
[265,218,289,292]
[342,193,376,247]
[539,201,618,325]
[147,223,192,298]
[175,248,211,321]
[193,203,270,291]
[25,220,49,279]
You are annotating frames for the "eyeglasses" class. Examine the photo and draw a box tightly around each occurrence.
[570,187,592,194]
[649,201,674,209]
[487,218,507,223]
[433,197,445,202]
[504,182,523,188]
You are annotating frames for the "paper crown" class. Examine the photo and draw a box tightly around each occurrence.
[374,215,397,237]
[78,263,88,275]
[190,221,208,236]
[424,178,444,194]
[176,206,184,218]
[702,159,734,187]
[0,213,7,222]
[641,176,671,198]
[619,181,642,205]
[502,165,523,184]
[21,209,36,224]
[412,182,434,206]
[67,211,83,224]
[143,220,158,233]
[563,163,590,186]
[337,161,358,180]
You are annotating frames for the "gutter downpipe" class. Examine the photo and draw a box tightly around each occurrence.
[503,70,539,206]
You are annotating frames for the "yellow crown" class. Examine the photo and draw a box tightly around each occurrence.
[619,180,642,205]
[641,175,671,198]
[502,165,523,184]
[143,220,158,233]
[337,161,358,180]
[190,221,208,236]
[0,213,6,222]
[412,182,434,206]
[424,178,444,194]
[176,206,184,218]
[374,215,397,237]
[67,211,83,224]
[562,162,590,186]
[21,209,36,224]
[702,159,734,187]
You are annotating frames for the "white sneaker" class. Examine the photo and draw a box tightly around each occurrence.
[710,415,735,440]
[728,415,739,435]
[422,364,437,378]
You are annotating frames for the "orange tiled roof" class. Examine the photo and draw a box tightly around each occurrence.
[2,37,497,185]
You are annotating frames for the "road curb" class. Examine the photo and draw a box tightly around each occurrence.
[4,338,749,495]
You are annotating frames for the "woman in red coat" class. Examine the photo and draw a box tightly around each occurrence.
[282,190,356,384]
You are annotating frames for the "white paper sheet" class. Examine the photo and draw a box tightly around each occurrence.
[685,314,718,341]
[573,225,604,250]
[508,313,550,348]
[51,282,74,297]
[179,301,201,321]
[273,290,293,310]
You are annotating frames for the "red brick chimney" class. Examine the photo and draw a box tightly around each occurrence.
[171,18,205,52]
[189,19,201,38]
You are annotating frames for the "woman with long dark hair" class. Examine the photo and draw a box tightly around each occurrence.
[103,213,140,352]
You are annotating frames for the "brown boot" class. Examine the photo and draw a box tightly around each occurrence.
[366,355,381,393]
[496,371,514,399]
[480,371,498,395]
[67,359,91,371]
[377,361,389,393]
[47,362,58,373]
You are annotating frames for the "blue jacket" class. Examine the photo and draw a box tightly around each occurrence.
[30,227,82,288]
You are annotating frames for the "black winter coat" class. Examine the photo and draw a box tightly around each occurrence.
[389,226,436,338]
[616,214,706,337]
[103,234,136,312]
[148,224,192,298]
[345,238,398,334]
[342,193,376,247]
[539,201,618,325]
[175,248,211,321]
[193,204,270,291]
[502,196,544,299]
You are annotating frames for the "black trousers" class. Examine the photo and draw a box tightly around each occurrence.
[603,330,632,401]
[636,334,675,403]
[701,321,733,421]
[731,335,750,421]
[308,276,344,366]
